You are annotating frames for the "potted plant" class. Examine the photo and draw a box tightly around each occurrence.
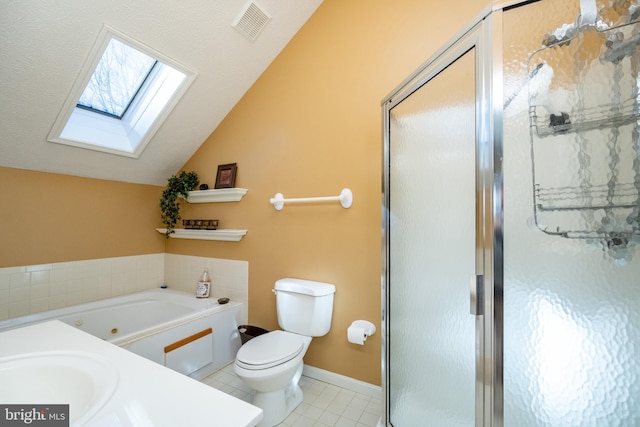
[159,171,199,238]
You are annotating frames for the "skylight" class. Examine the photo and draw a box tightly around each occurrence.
[77,38,157,119]
[48,25,195,158]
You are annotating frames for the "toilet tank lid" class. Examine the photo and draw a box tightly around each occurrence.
[275,278,336,296]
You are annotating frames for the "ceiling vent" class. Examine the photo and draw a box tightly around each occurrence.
[232,2,271,42]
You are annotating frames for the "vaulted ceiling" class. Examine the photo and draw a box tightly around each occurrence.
[0,0,323,185]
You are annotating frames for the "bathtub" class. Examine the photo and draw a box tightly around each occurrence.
[0,288,244,380]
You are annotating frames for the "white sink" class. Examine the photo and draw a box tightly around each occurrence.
[0,351,118,425]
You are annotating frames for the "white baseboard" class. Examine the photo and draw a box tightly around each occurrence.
[302,365,382,400]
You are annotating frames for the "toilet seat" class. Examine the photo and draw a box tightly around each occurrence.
[236,330,304,370]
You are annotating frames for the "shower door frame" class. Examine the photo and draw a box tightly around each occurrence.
[381,2,513,425]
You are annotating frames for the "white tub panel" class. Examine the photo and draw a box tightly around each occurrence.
[165,328,214,375]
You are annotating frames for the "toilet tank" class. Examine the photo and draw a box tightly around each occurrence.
[274,278,336,337]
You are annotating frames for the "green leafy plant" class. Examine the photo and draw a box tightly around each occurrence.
[160,171,199,238]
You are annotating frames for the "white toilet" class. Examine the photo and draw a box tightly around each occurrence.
[234,278,336,427]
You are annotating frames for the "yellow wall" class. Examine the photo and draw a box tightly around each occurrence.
[0,167,164,267]
[173,0,488,385]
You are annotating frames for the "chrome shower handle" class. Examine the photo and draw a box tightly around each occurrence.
[470,274,484,316]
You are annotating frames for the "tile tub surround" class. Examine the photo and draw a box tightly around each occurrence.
[0,254,164,320]
[163,254,249,324]
[0,254,249,323]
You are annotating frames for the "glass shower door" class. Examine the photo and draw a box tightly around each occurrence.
[384,45,480,426]
[502,0,640,425]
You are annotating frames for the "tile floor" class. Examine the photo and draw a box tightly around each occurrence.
[201,363,381,427]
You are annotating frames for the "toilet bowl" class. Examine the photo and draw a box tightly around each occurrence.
[234,331,312,426]
[233,278,336,427]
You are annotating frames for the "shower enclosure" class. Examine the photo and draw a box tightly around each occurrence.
[382,0,640,426]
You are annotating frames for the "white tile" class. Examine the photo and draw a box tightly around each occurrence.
[84,276,98,289]
[305,379,328,395]
[30,283,50,299]
[8,301,29,318]
[342,405,364,422]
[364,400,380,416]
[0,273,10,291]
[111,260,127,275]
[302,390,320,405]
[10,272,29,288]
[4,254,172,320]
[97,286,112,300]
[217,383,237,395]
[26,264,52,272]
[67,278,83,293]
[358,411,380,426]
[82,288,98,303]
[78,260,98,278]
[334,418,357,427]
[291,416,316,427]
[67,291,82,306]
[198,365,382,427]
[68,265,83,280]
[49,294,67,310]
[349,396,370,410]
[336,389,356,400]
[0,290,9,308]
[30,297,49,314]
[49,281,67,297]
[281,411,301,426]
[323,384,342,398]
[296,403,323,421]
[98,258,113,276]
[317,410,340,426]
[50,268,68,283]
[52,262,73,270]
[311,394,334,410]
[111,283,124,296]
[0,266,25,274]
[9,286,29,303]
[326,399,349,416]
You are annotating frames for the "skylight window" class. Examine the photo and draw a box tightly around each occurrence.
[77,38,157,119]
[48,25,196,158]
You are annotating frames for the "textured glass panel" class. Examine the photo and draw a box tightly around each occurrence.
[388,50,476,426]
[503,0,640,425]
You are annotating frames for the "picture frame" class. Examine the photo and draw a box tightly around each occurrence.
[214,163,237,189]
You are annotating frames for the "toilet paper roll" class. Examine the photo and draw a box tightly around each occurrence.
[347,324,367,345]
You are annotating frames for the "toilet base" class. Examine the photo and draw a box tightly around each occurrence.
[252,364,304,427]
[253,382,302,427]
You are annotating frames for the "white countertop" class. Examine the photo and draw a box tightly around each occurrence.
[0,320,262,427]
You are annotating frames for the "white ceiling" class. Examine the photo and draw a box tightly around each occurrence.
[0,0,323,185]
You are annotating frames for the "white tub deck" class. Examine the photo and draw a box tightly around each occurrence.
[0,288,244,379]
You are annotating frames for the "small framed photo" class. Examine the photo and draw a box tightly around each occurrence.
[214,163,237,189]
